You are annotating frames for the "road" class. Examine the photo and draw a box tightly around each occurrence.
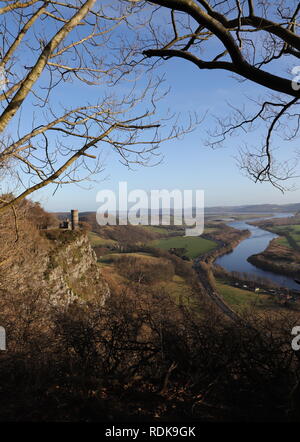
[193,257,246,324]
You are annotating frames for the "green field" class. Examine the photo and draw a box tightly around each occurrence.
[215,280,262,310]
[215,280,285,312]
[276,236,291,248]
[150,235,217,259]
[271,224,300,250]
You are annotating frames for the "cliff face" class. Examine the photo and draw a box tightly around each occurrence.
[2,228,109,306]
[43,230,110,305]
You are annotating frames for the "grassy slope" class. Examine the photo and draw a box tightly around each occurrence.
[98,252,156,264]
[276,236,291,248]
[149,236,217,259]
[99,252,197,310]
[273,225,300,249]
[215,280,287,313]
[88,231,117,247]
[216,280,261,311]
[259,222,300,251]
[158,274,196,308]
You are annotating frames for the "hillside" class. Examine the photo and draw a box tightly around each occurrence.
[205,203,300,214]
[2,201,300,422]
[0,203,108,307]
[55,202,299,227]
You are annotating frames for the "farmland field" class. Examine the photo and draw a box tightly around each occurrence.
[270,224,300,250]
[215,280,262,310]
[276,236,292,248]
[150,235,217,259]
[215,280,282,312]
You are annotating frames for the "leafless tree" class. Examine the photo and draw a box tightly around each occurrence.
[119,0,300,190]
[0,0,197,215]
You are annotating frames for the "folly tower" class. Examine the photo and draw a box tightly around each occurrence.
[71,209,79,230]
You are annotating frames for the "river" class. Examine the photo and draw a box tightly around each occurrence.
[215,213,300,290]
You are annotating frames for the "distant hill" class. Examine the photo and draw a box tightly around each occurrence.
[205,203,300,214]
[55,202,300,222]
[55,211,167,244]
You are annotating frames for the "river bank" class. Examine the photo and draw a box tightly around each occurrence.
[199,227,251,264]
[212,214,300,290]
[248,238,300,279]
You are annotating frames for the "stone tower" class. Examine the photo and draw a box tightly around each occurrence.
[71,209,79,230]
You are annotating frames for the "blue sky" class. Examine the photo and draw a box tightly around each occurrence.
[32,55,300,213]
[7,3,298,213]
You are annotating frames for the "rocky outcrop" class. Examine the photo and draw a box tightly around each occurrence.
[2,229,109,307]
[43,230,110,306]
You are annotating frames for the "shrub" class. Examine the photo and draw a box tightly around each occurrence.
[114,255,175,284]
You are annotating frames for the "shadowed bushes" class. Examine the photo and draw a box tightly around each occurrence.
[114,255,175,284]
[0,286,300,421]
